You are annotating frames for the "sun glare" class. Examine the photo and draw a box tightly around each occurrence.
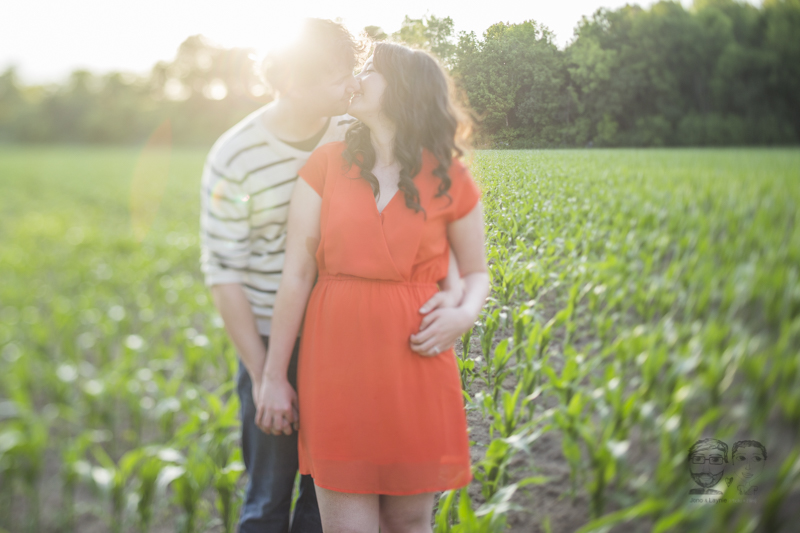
[219,15,306,62]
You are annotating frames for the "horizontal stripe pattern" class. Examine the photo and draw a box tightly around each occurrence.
[200,110,356,335]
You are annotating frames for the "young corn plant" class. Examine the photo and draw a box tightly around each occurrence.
[457,327,477,391]
[472,437,517,501]
[0,403,48,533]
[90,445,146,533]
[434,487,508,533]
[487,249,525,309]
[134,451,166,532]
[483,339,515,402]
[157,441,215,533]
[214,454,245,533]
[511,304,533,365]
[477,382,530,439]
[60,430,110,531]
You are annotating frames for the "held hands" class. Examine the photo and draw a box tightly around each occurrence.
[410,287,472,357]
[254,375,299,436]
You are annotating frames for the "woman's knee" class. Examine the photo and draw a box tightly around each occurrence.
[379,493,434,533]
[379,512,432,533]
[314,483,379,533]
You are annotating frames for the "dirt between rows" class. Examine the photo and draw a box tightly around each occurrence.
[455,332,591,533]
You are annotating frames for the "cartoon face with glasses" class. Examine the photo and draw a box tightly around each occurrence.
[688,438,728,494]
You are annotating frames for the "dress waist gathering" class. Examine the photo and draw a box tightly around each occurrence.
[316,273,439,288]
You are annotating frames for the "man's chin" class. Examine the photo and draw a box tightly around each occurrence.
[332,101,351,117]
[692,474,721,487]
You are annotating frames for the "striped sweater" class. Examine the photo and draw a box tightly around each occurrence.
[200,107,355,335]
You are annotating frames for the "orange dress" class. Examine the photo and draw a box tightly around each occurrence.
[296,142,480,495]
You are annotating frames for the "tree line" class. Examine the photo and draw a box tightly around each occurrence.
[1,0,798,148]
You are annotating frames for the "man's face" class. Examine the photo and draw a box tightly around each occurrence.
[689,448,726,488]
[294,61,359,118]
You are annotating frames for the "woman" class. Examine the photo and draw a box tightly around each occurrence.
[256,42,489,532]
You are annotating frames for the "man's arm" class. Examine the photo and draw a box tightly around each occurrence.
[420,247,464,313]
[210,284,267,390]
[410,203,489,356]
[411,248,464,355]
[199,154,261,379]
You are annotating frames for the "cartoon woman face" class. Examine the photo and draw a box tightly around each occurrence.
[733,446,766,485]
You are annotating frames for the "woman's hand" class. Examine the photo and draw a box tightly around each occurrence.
[410,306,473,357]
[254,375,299,435]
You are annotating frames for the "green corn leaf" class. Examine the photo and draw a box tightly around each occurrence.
[575,498,666,533]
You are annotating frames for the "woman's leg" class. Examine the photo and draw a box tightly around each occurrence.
[379,493,436,533]
[314,483,379,533]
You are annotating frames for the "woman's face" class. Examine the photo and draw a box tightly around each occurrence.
[733,446,765,483]
[347,55,387,121]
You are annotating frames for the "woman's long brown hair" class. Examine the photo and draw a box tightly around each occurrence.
[343,42,471,214]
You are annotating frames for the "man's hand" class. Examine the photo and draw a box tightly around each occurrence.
[410,306,473,357]
[254,376,299,435]
[419,285,463,315]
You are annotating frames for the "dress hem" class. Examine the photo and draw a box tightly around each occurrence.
[306,473,474,496]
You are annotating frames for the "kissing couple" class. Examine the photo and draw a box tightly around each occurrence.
[200,18,489,532]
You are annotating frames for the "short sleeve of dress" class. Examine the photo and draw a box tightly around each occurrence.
[447,159,481,222]
[298,145,330,196]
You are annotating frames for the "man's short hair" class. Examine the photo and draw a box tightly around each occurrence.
[732,440,767,460]
[263,18,365,92]
[688,438,728,463]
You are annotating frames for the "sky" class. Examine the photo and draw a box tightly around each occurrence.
[0,0,759,84]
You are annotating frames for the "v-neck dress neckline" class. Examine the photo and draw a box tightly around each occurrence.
[376,189,400,215]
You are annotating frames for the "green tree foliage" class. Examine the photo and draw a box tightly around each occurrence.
[391,15,457,66]
[565,0,799,146]
[0,36,267,146]
[363,25,388,42]
[1,3,799,147]
[453,21,571,147]
[447,0,799,147]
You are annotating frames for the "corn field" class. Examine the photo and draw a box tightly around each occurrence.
[1,147,798,532]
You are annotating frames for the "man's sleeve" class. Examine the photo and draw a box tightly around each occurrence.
[200,157,251,286]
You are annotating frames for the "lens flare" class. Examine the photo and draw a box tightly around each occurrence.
[130,120,172,242]
[210,179,250,212]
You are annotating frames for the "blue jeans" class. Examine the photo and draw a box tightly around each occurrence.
[235,336,322,533]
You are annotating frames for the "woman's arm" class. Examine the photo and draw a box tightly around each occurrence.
[254,179,321,435]
[409,202,489,356]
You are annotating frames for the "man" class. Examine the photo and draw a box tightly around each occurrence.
[200,19,462,532]
[687,438,728,495]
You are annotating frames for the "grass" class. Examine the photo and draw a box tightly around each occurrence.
[1,146,799,532]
